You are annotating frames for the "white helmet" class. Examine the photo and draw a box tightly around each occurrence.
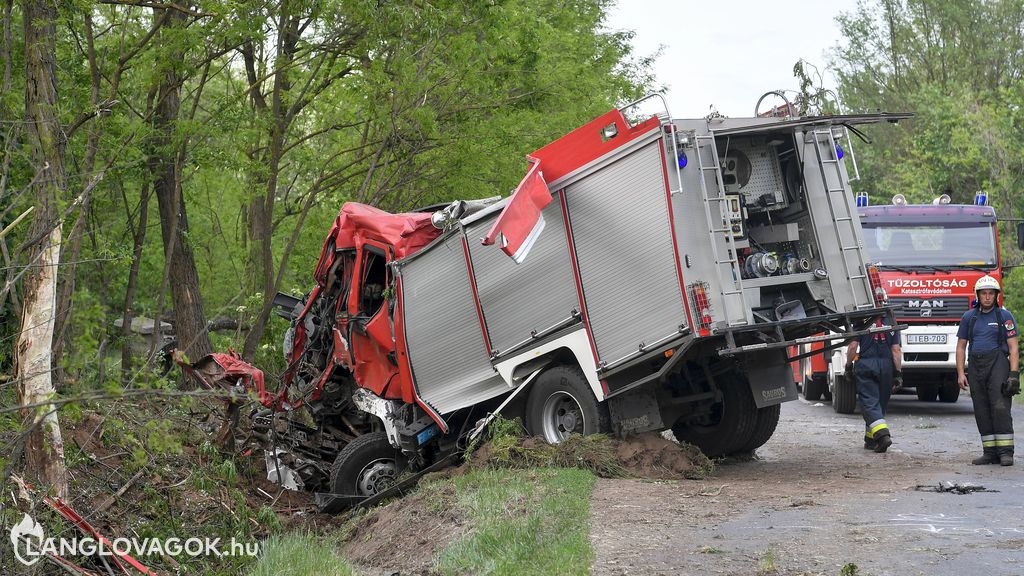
[974,275,1001,299]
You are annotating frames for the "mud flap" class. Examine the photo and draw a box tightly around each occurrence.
[744,350,799,408]
[607,386,664,436]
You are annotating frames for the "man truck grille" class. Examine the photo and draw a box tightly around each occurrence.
[889,296,970,321]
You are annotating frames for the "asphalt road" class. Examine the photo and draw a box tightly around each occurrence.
[590,392,1024,576]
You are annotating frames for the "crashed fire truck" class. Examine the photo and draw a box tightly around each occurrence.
[182,95,909,506]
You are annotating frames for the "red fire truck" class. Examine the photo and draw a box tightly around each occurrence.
[798,193,1012,413]
[183,95,908,506]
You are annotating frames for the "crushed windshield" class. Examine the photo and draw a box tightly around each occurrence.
[862,223,996,268]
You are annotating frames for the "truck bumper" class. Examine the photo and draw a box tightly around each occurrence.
[897,324,960,371]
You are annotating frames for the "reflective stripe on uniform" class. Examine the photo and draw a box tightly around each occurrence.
[982,434,998,447]
[994,434,1014,447]
[867,420,888,438]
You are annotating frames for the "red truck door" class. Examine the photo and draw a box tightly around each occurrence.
[347,241,400,397]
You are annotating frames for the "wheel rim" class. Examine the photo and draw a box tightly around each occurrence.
[355,458,398,496]
[540,391,585,443]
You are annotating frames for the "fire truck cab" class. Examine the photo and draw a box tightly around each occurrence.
[826,194,1006,411]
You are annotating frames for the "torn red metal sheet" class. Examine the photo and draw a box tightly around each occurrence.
[15,477,157,576]
[481,162,552,263]
[43,494,159,576]
[176,350,280,410]
[482,108,661,263]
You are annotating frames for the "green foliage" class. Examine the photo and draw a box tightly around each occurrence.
[2,0,652,383]
[215,459,239,485]
[144,418,183,456]
[248,533,355,576]
[435,467,596,576]
[758,548,779,575]
[256,505,283,533]
[840,563,861,576]
[830,0,1024,307]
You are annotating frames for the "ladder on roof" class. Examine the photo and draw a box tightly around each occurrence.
[692,133,747,327]
[809,127,873,310]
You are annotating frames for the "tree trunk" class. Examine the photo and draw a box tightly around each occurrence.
[241,7,296,360]
[52,12,102,382]
[148,6,211,362]
[17,0,68,499]
[121,182,152,382]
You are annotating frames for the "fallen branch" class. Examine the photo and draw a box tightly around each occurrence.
[95,468,146,512]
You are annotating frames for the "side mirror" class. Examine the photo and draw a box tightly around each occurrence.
[1017,222,1024,251]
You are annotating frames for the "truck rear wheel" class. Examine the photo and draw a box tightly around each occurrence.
[526,365,609,444]
[736,404,781,453]
[831,373,857,414]
[938,379,960,403]
[672,381,757,457]
[329,432,405,499]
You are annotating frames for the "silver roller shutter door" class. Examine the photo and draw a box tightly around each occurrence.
[563,141,688,365]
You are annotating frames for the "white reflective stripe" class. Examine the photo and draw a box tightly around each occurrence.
[868,419,887,429]
[511,214,546,264]
[981,434,997,441]
[994,434,1014,440]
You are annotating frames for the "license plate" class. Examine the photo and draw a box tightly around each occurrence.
[906,334,947,345]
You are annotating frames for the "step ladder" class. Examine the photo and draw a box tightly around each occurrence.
[692,133,747,327]
[809,127,872,310]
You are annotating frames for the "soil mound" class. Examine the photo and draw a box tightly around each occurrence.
[341,483,462,575]
[470,429,714,480]
[615,432,714,479]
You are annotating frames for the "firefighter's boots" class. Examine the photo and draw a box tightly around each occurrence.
[871,429,892,453]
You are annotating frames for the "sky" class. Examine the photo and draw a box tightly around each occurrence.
[605,0,860,119]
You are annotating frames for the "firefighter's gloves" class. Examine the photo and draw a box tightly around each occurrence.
[1004,371,1021,397]
[893,370,903,391]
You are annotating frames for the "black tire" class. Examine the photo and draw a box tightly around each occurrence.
[672,380,758,457]
[938,379,961,403]
[736,404,781,453]
[329,431,405,499]
[832,373,857,414]
[916,383,938,402]
[803,375,825,401]
[525,365,609,443]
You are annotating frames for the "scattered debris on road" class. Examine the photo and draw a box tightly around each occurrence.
[914,481,998,495]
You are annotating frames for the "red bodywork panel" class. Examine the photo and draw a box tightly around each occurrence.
[177,350,280,409]
[528,109,661,184]
[880,269,998,323]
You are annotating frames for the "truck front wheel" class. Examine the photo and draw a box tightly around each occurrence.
[938,378,960,403]
[803,374,826,401]
[329,432,405,499]
[672,381,757,457]
[526,365,609,443]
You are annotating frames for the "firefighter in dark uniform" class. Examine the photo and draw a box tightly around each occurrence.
[846,322,902,453]
[956,275,1020,466]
